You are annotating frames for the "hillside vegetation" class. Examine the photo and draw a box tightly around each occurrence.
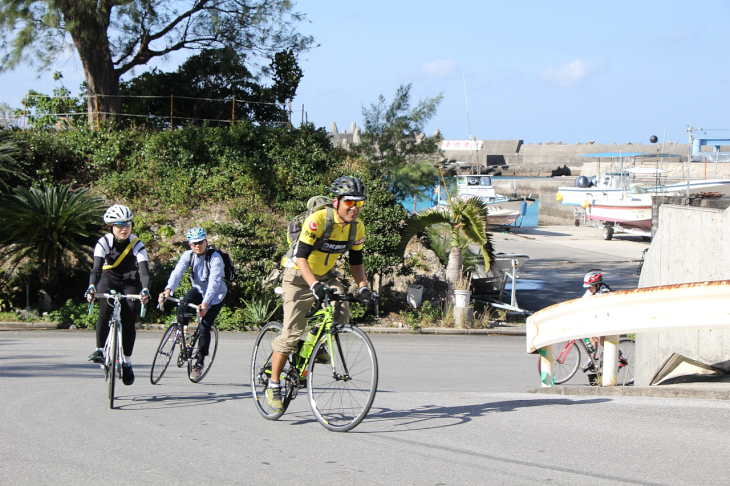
[1,122,410,328]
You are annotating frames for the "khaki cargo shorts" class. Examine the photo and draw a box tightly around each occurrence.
[271,268,350,355]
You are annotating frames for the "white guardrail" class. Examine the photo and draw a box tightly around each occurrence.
[526,280,730,387]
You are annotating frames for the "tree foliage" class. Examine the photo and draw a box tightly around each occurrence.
[353,83,444,201]
[120,48,297,127]
[396,196,494,296]
[0,0,314,123]
[12,73,86,129]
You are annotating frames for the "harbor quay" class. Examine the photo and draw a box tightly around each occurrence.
[488,224,646,312]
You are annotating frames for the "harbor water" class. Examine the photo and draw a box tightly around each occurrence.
[399,178,539,227]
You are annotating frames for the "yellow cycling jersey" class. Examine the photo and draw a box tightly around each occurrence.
[284,208,365,275]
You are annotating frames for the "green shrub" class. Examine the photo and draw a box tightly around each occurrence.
[47,299,98,329]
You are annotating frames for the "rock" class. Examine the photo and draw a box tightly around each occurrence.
[38,290,52,313]
[382,238,448,305]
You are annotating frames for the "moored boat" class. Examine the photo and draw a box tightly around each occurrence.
[439,175,536,226]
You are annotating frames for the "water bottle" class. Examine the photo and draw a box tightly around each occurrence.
[183,325,190,342]
[298,329,318,359]
[584,338,596,354]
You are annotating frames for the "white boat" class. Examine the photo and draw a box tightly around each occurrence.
[439,175,536,226]
[585,196,653,231]
[557,152,730,207]
[557,169,680,206]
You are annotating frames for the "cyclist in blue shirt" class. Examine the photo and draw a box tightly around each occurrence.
[158,228,227,379]
[86,205,151,386]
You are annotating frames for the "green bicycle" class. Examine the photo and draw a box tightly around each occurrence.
[251,290,379,432]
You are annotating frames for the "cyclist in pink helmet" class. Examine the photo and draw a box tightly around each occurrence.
[581,270,612,371]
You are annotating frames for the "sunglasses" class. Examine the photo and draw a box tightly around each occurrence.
[341,199,364,208]
[113,222,132,228]
[190,240,206,246]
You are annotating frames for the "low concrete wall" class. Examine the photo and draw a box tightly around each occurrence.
[537,194,577,226]
[636,204,730,385]
[490,178,565,198]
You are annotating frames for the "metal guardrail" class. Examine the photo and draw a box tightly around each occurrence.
[527,280,730,386]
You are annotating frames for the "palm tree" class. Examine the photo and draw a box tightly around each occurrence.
[0,184,106,289]
[396,196,495,297]
[0,132,27,193]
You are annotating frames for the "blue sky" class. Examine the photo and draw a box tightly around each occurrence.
[1,0,729,145]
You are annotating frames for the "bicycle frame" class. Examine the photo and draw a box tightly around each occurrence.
[95,292,146,372]
[290,292,377,381]
[173,299,200,364]
[557,339,592,366]
[90,291,144,408]
[152,296,217,384]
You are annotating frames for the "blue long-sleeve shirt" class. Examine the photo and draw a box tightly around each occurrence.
[165,249,227,305]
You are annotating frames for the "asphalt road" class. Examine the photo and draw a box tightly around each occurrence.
[488,224,649,311]
[2,330,730,485]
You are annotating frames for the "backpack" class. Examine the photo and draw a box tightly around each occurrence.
[189,245,236,285]
[282,196,358,268]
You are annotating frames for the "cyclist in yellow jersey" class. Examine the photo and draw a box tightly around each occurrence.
[267,176,372,412]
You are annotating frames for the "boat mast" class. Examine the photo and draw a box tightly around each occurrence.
[463,74,477,175]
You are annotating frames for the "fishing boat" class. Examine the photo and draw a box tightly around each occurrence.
[557,152,730,207]
[438,175,536,226]
[584,195,654,239]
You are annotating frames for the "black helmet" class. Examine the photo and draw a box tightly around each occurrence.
[330,176,367,200]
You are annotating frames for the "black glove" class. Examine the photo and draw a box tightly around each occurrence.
[310,281,328,301]
[358,287,372,303]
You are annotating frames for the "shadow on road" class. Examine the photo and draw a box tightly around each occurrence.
[111,391,250,410]
[360,397,611,432]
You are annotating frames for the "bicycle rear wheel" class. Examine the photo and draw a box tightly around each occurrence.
[108,321,119,409]
[617,338,635,385]
[537,341,581,384]
[150,324,179,384]
[188,326,218,383]
[307,325,378,432]
[251,322,291,420]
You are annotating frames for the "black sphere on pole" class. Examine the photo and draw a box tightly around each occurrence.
[650,135,658,143]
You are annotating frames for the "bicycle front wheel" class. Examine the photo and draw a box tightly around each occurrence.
[617,338,635,385]
[251,322,290,420]
[188,326,218,383]
[307,325,378,432]
[150,324,179,384]
[537,341,581,384]
[108,321,119,409]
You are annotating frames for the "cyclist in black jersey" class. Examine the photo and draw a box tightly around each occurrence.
[86,205,151,386]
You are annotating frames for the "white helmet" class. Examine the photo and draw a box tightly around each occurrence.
[103,205,134,224]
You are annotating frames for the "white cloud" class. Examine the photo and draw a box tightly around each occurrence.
[421,60,459,79]
[538,59,601,88]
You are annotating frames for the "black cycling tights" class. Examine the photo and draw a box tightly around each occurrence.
[95,278,141,356]
[181,288,222,359]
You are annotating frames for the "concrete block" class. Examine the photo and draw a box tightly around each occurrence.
[637,204,730,384]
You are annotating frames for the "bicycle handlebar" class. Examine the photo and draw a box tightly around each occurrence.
[304,291,380,319]
[157,296,200,313]
[88,292,147,318]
